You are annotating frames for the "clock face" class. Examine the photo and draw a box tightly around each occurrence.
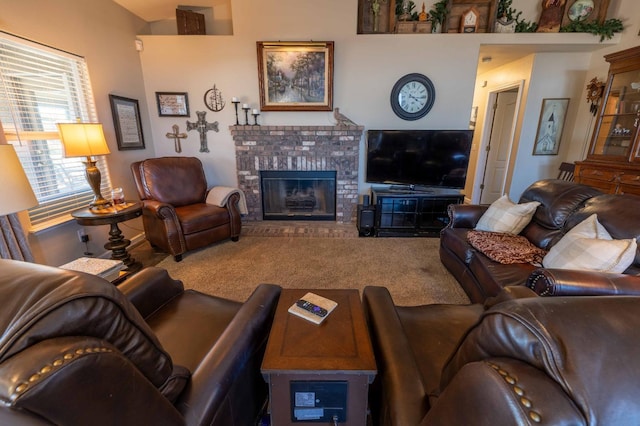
[390,73,436,120]
[398,81,428,113]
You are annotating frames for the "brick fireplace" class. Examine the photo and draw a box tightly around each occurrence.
[231,125,364,223]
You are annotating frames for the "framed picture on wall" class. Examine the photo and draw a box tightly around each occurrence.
[155,92,190,117]
[256,41,334,111]
[109,94,145,150]
[532,98,570,156]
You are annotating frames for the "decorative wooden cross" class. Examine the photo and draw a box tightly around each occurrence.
[165,124,188,153]
[186,111,219,153]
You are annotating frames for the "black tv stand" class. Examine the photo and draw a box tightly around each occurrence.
[389,184,434,193]
[372,188,464,237]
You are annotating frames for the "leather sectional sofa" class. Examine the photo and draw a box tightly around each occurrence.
[0,259,280,425]
[440,179,640,303]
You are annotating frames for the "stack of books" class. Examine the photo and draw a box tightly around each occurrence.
[59,257,125,282]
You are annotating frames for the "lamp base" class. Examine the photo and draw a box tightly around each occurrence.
[90,197,112,209]
[84,158,111,209]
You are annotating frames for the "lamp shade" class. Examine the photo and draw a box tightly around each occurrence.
[0,145,38,216]
[57,123,110,157]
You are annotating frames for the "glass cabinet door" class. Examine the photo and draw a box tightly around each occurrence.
[591,70,640,160]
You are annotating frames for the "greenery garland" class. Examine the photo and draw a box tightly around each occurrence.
[560,18,624,42]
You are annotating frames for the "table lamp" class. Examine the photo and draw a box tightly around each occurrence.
[0,144,38,216]
[57,123,111,209]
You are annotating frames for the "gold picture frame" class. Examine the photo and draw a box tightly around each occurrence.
[257,41,334,111]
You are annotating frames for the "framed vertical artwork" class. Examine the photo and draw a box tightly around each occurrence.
[109,94,146,150]
[257,41,334,111]
[533,98,570,156]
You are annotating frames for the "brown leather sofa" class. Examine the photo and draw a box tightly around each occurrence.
[0,259,281,425]
[131,156,242,261]
[440,179,640,303]
[363,285,640,426]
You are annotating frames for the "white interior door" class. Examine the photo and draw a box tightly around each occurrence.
[480,90,518,204]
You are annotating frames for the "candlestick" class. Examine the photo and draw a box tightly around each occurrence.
[252,112,260,126]
[242,105,250,125]
[232,100,240,125]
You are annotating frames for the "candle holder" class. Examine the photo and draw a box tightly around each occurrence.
[252,112,260,126]
[242,106,250,125]
[232,100,240,125]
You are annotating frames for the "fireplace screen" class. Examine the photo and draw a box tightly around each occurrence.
[261,171,336,220]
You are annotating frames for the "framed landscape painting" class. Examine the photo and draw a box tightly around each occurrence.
[257,41,334,111]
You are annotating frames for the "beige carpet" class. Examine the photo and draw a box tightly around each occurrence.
[156,236,469,306]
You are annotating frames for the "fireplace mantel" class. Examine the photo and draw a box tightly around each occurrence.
[231,125,363,223]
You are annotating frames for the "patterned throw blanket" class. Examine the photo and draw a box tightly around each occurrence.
[467,230,547,265]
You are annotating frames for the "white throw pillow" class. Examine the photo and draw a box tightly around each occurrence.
[475,195,540,235]
[543,214,637,273]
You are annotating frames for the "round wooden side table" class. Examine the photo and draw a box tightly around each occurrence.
[71,201,143,272]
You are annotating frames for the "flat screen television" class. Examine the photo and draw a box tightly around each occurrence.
[366,130,473,190]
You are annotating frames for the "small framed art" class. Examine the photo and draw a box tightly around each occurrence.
[155,92,190,117]
[257,41,334,111]
[533,98,570,156]
[109,94,145,151]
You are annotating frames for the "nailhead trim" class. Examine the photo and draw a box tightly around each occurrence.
[526,274,553,296]
[12,346,113,398]
[489,362,542,423]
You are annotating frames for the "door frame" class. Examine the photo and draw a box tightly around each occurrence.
[471,80,525,204]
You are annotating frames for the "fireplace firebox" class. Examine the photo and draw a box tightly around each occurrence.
[261,171,336,221]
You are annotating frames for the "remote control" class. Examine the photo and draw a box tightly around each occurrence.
[296,299,328,317]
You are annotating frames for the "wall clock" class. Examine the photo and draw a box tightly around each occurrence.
[390,73,436,121]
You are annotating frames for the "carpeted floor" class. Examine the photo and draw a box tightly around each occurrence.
[156,235,469,306]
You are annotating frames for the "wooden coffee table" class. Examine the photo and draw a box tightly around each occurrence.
[261,289,377,426]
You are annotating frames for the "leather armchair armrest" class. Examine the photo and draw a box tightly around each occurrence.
[140,200,185,256]
[118,267,184,318]
[177,283,281,426]
[225,192,242,237]
[422,359,583,425]
[362,286,429,426]
[142,199,175,217]
[446,204,488,229]
[0,337,182,426]
[526,268,640,296]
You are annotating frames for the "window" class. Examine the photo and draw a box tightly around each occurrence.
[0,32,112,230]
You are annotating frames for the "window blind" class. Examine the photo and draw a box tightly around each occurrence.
[0,33,112,228]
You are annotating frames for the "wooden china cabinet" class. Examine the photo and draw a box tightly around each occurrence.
[575,45,640,196]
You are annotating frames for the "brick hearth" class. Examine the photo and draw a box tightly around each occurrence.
[231,125,364,223]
